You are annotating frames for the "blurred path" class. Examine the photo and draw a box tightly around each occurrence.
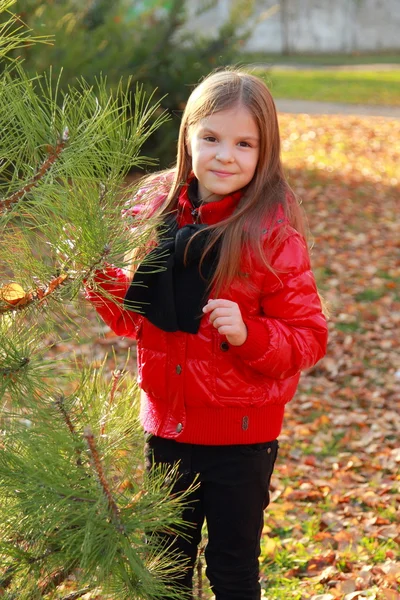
[275,98,400,118]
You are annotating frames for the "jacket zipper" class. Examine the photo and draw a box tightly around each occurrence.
[191,208,200,223]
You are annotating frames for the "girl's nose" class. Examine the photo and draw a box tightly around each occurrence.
[215,147,234,163]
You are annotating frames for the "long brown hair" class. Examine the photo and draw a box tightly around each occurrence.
[135,68,306,292]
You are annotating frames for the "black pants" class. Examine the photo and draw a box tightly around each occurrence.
[145,435,279,600]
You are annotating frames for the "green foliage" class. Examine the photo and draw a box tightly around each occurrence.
[12,0,261,167]
[0,65,165,282]
[0,0,48,59]
[0,365,190,598]
[0,3,189,597]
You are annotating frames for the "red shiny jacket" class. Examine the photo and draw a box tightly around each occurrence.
[86,184,328,445]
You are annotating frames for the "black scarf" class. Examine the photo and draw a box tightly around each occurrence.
[124,215,220,334]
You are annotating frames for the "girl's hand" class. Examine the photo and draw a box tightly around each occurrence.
[203,299,247,346]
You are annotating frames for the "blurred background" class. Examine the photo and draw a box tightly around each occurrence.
[12,0,400,168]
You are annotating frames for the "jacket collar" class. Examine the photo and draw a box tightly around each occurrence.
[177,176,242,227]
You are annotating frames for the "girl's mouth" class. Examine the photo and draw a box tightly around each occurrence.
[212,171,235,177]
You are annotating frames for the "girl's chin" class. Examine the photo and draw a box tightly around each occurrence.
[198,180,240,202]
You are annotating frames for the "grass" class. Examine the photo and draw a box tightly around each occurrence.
[355,288,389,302]
[335,322,363,333]
[233,51,400,105]
[239,52,400,67]
[255,69,400,105]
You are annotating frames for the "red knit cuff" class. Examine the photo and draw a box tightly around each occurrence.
[230,318,269,362]
[86,266,130,300]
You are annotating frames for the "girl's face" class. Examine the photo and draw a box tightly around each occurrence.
[187,105,260,203]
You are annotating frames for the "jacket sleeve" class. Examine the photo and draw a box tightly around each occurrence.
[84,185,169,338]
[231,231,328,379]
[84,266,143,339]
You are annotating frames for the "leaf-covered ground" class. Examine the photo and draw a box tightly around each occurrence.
[50,114,400,600]
[257,114,399,600]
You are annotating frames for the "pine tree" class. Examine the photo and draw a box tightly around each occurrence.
[0,2,189,598]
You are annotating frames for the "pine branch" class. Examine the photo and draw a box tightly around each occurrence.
[0,356,29,377]
[54,395,83,466]
[0,552,69,598]
[82,243,111,282]
[0,544,53,591]
[56,492,96,504]
[0,274,68,314]
[0,237,114,317]
[100,369,122,436]
[0,240,112,316]
[98,181,107,204]
[0,127,69,214]
[83,426,125,534]
[60,589,92,600]
[0,2,51,60]
[109,369,121,408]
[38,565,76,597]
[0,563,14,590]
[54,395,77,437]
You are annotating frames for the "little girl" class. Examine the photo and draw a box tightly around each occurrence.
[86,69,328,600]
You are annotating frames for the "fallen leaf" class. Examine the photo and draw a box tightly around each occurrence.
[0,282,26,304]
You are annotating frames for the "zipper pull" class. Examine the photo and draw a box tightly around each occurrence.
[191,208,199,223]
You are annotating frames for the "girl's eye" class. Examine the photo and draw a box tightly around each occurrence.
[238,141,251,147]
[204,136,217,142]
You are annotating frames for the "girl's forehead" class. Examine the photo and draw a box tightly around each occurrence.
[195,106,259,136]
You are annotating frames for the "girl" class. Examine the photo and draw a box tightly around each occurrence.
[86,69,328,600]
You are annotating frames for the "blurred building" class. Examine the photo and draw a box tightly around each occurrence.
[185,0,400,53]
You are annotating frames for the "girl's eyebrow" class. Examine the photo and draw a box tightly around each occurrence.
[199,126,259,142]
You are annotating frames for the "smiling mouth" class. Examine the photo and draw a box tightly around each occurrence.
[211,170,235,177]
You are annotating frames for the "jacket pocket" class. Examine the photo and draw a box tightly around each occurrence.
[212,332,269,407]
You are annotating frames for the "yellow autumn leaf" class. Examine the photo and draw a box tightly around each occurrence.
[0,282,26,304]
